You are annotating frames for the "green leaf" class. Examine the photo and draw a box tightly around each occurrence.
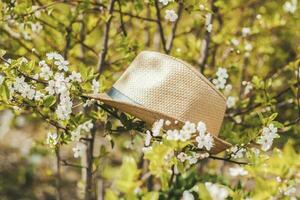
[0,49,6,57]
[43,95,56,107]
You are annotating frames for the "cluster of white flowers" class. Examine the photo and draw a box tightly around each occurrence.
[159,0,172,5]
[177,151,209,164]
[71,120,94,141]
[195,121,214,151]
[213,68,229,89]
[46,52,69,72]
[72,142,86,158]
[165,10,178,22]
[226,96,237,108]
[205,182,229,200]
[46,132,58,148]
[230,146,246,159]
[182,190,194,200]
[11,76,44,100]
[283,0,297,13]
[56,90,73,120]
[257,123,279,151]
[228,166,248,177]
[242,81,253,95]
[39,60,53,80]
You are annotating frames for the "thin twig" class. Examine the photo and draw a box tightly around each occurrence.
[166,2,184,54]
[154,0,167,53]
[97,0,116,73]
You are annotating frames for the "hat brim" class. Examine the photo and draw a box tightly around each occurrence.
[83,93,232,154]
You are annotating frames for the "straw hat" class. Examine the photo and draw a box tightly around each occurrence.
[85,51,232,154]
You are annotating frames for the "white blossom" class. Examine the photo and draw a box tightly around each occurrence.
[54,59,69,72]
[242,81,253,95]
[182,190,194,200]
[56,91,72,120]
[182,121,196,134]
[165,120,171,126]
[92,79,100,94]
[231,38,240,46]
[197,121,206,135]
[72,143,86,158]
[284,186,296,197]
[159,0,172,5]
[205,182,229,200]
[67,71,82,82]
[242,27,251,37]
[230,146,246,159]
[39,61,53,80]
[165,10,178,22]
[166,129,180,141]
[46,52,64,61]
[244,42,253,51]
[283,0,297,13]
[213,68,229,90]
[177,152,187,162]
[31,22,43,33]
[179,129,192,142]
[226,96,237,108]
[257,123,279,151]
[46,132,58,147]
[228,166,248,177]
[145,130,152,146]
[152,119,164,136]
[196,133,214,151]
[224,84,232,95]
[187,152,200,164]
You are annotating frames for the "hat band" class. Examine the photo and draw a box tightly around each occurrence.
[107,87,141,106]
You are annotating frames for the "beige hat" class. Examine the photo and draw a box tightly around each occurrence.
[85,51,232,154]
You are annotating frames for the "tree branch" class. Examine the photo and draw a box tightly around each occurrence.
[154,0,168,53]
[97,0,116,73]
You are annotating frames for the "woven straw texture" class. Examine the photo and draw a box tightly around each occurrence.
[86,51,232,154]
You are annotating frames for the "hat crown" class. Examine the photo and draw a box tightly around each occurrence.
[113,51,226,136]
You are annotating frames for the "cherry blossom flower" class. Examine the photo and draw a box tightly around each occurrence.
[46,52,64,61]
[196,132,214,151]
[67,71,82,82]
[46,132,58,148]
[182,190,194,200]
[242,81,253,95]
[165,10,178,22]
[283,0,297,13]
[54,59,69,72]
[152,119,164,136]
[257,123,279,151]
[56,91,73,120]
[72,143,86,158]
[177,152,187,162]
[242,27,251,37]
[39,65,53,80]
[213,68,229,89]
[182,121,196,134]
[166,129,180,141]
[92,79,100,94]
[187,152,200,164]
[228,166,248,177]
[179,129,192,141]
[205,182,229,200]
[226,96,237,108]
[197,121,206,134]
[145,130,152,146]
[159,0,171,5]
[230,146,246,159]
